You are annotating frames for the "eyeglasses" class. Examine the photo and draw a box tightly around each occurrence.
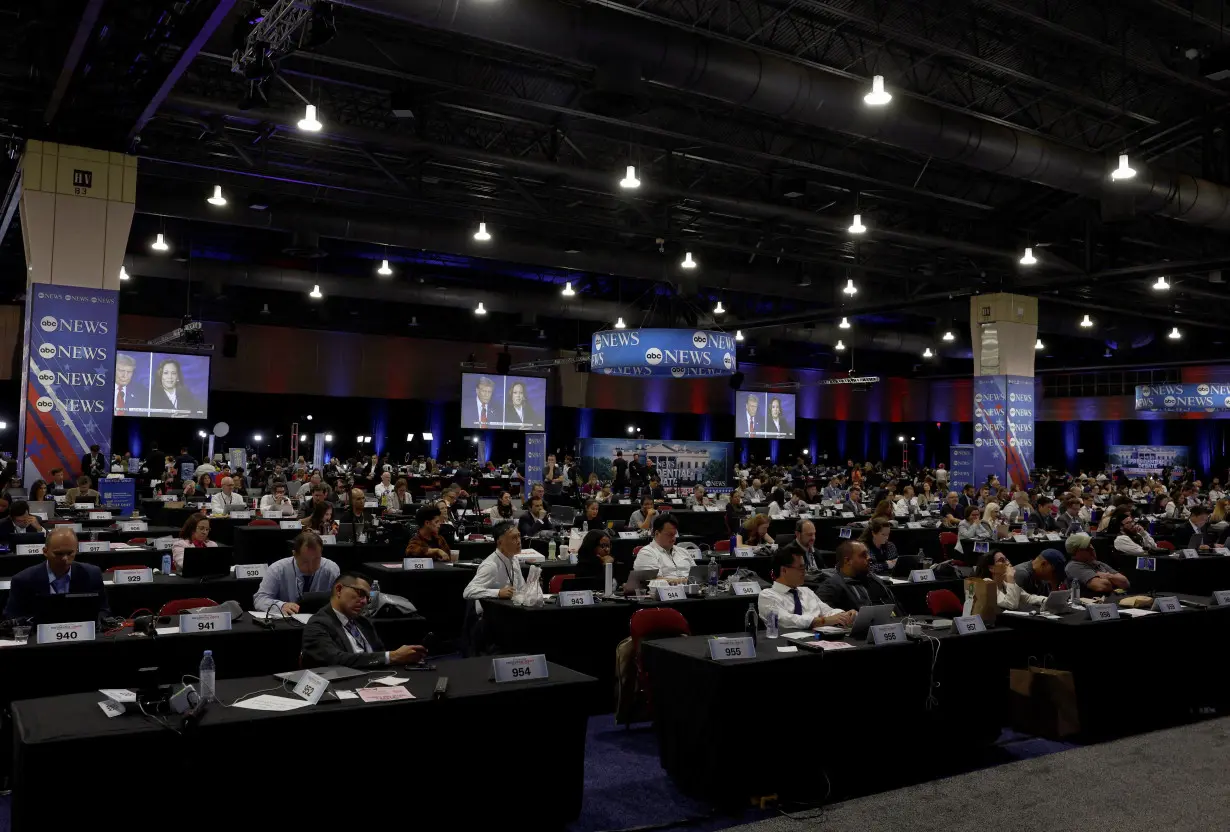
[340,584,370,601]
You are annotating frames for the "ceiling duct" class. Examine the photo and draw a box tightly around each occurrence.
[338,0,1230,230]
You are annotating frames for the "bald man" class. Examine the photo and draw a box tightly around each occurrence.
[210,476,246,514]
[3,527,109,619]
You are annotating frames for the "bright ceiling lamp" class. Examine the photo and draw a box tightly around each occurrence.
[614,317,626,329]
[151,233,169,252]
[848,214,867,234]
[835,339,846,351]
[1035,338,1044,350]
[298,103,322,132]
[119,266,129,281]
[838,317,851,329]
[1152,276,1170,291]
[713,300,725,315]
[735,330,744,342]
[864,75,892,106]
[309,284,322,299]
[377,259,392,276]
[207,185,227,206]
[1079,314,1093,328]
[942,330,955,341]
[843,278,858,295]
[474,301,487,315]
[922,347,934,358]
[473,221,491,242]
[1019,247,1037,265]
[619,165,641,189]
[681,251,697,269]
[561,281,576,297]
[1110,153,1136,181]
[1168,326,1182,340]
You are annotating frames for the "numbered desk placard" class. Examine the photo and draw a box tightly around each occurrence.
[152,537,174,551]
[841,512,854,519]
[906,522,922,529]
[731,581,761,596]
[179,611,232,634]
[1180,549,1199,559]
[656,586,686,602]
[868,622,907,646]
[1087,603,1120,622]
[78,541,108,553]
[618,499,631,505]
[88,511,111,520]
[38,621,95,644]
[235,563,267,580]
[30,512,48,521]
[279,520,300,530]
[733,547,755,558]
[229,510,253,520]
[1213,590,1230,606]
[1151,596,1181,613]
[119,520,147,533]
[364,500,379,509]
[1045,532,1062,541]
[492,654,549,683]
[293,669,330,705]
[16,544,43,555]
[557,590,594,607]
[402,558,434,571]
[320,534,337,545]
[113,568,153,585]
[73,503,94,511]
[953,614,986,635]
[1012,534,1030,543]
[908,569,936,583]
[708,635,756,661]
[158,494,177,502]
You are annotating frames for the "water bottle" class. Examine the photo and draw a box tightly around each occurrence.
[729,533,738,554]
[549,539,558,560]
[161,553,172,575]
[1070,581,1080,606]
[743,603,758,646]
[370,580,381,609]
[766,610,779,639]
[707,556,718,588]
[199,650,216,702]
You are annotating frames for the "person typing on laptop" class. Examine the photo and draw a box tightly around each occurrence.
[3,527,109,619]
[253,531,340,615]
[301,570,426,669]
[209,476,245,514]
[1013,549,1067,598]
[816,541,897,611]
[1065,532,1129,594]
[171,515,219,571]
[65,475,100,505]
[259,480,295,517]
[759,549,854,630]
[0,500,44,543]
[632,513,696,583]
[1171,505,1211,551]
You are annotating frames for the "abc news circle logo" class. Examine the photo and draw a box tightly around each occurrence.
[722,352,733,370]
[593,337,602,352]
[36,370,55,386]
[1164,396,1177,407]
[974,393,983,403]
[671,367,686,378]
[975,423,983,432]
[39,316,57,332]
[35,396,54,413]
[1198,384,1211,396]
[1140,386,1150,397]
[37,343,56,360]
[691,331,708,349]
[645,348,663,366]
[974,438,983,447]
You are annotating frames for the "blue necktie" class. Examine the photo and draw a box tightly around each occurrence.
[790,588,802,615]
[345,619,370,652]
[51,573,70,595]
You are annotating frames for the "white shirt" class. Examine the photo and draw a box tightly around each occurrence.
[1002,501,1032,521]
[165,388,178,408]
[767,501,785,519]
[1113,531,1156,555]
[892,497,918,517]
[259,494,294,516]
[632,539,697,580]
[745,488,765,502]
[475,397,493,424]
[462,550,527,613]
[210,491,245,514]
[375,482,395,497]
[332,608,389,664]
[757,582,843,629]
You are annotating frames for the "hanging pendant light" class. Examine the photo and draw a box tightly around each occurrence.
[1035,338,1044,350]
[474,302,487,315]
[1079,314,1093,328]
[922,347,934,358]
[843,278,858,295]
[835,339,846,351]
[735,330,744,342]
[619,165,641,189]
[377,259,392,276]
[713,300,725,315]
[1152,276,1170,291]
[309,284,323,299]
[119,266,130,281]
[942,330,955,341]
[207,185,227,206]
[1020,247,1037,266]
[473,221,491,242]
[1110,153,1136,181]
[297,103,322,132]
[151,233,169,252]
[864,75,892,106]
[1168,326,1182,340]
[681,251,697,269]
[614,317,626,329]
[848,214,867,234]
[838,317,851,329]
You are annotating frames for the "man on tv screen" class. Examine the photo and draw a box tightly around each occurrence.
[114,353,147,415]
[503,380,541,428]
[463,376,502,428]
[742,394,764,437]
[767,396,792,436]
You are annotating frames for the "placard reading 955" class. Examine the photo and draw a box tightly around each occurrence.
[708,636,757,661]
[492,654,549,683]
[178,611,232,633]
[37,621,95,644]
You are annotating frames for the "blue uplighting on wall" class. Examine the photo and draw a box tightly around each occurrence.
[700,414,713,442]
[660,413,675,441]
[371,403,388,456]
[577,408,593,439]
[129,424,142,459]
[428,403,445,459]
[1103,421,1121,450]
[1064,422,1078,472]
[836,421,847,459]
[1149,421,1164,445]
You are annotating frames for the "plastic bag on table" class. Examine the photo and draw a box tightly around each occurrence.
[513,564,545,607]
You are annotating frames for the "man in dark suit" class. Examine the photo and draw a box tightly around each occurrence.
[462,376,502,428]
[81,444,106,480]
[740,393,765,437]
[816,540,898,613]
[0,500,46,544]
[779,519,822,573]
[301,571,427,669]
[114,353,147,416]
[1172,505,1212,551]
[3,527,109,619]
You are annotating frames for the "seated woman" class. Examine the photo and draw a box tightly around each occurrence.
[171,514,218,571]
[596,484,614,503]
[385,477,413,513]
[575,529,615,581]
[737,512,771,548]
[196,472,214,490]
[487,491,516,523]
[766,488,788,519]
[302,501,338,536]
[870,499,895,523]
[28,480,48,503]
[858,517,897,573]
[580,473,601,497]
[957,505,993,555]
[982,502,1013,541]
[574,499,605,531]
[973,550,1044,610]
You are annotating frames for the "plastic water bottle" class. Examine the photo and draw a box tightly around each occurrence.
[766,610,779,639]
[708,556,719,588]
[370,580,381,609]
[743,603,758,646]
[729,533,738,554]
[549,539,558,560]
[161,553,172,575]
[199,650,216,702]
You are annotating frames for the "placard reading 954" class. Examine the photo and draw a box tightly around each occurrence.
[492,654,549,683]
[178,611,232,633]
[708,636,757,661]
[37,621,95,644]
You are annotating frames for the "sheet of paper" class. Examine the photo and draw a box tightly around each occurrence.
[99,688,136,703]
[781,631,814,641]
[776,646,799,653]
[102,580,115,586]
[0,639,23,648]
[155,627,179,635]
[372,675,410,686]
[232,694,313,712]
[334,690,359,700]
[357,686,415,703]
[885,577,906,585]
[813,640,854,650]
[813,625,848,635]
[292,613,312,624]
[1118,607,1157,617]
[999,610,1031,617]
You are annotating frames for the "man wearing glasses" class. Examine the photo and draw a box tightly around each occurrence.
[758,549,854,630]
[301,569,427,668]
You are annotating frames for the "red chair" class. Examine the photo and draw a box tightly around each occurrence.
[657,505,674,513]
[1157,540,1175,551]
[939,532,958,558]
[127,537,148,545]
[158,598,218,617]
[629,608,692,722]
[926,589,964,617]
[633,546,643,556]
[548,573,576,594]
[713,539,731,552]
[249,518,279,527]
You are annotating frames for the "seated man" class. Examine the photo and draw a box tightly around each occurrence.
[938,491,962,527]
[405,505,453,561]
[462,521,527,613]
[1033,496,1060,533]
[259,480,295,516]
[632,513,696,582]
[209,476,246,514]
[0,500,45,543]
[759,549,854,629]
[627,496,657,532]
[779,518,822,573]
[1110,511,1157,554]
[3,527,109,619]
[253,531,340,614]
[816,540,897,611]
[518,495,552,539]
[1013,549,1067,597]
[299,483,330,518]
[1064,532,1130,594]
[65,475,100,504]
[1172,505,1211,550]
[1001,491,1034,523]
[301,570,426,668]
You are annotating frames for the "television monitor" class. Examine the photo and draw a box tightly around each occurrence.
[734,391,796,439]
[459,373,546,431]
[114,350,210,419]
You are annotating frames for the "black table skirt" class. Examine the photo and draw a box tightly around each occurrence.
[1099,548,1230,596]
[10,656,595,829]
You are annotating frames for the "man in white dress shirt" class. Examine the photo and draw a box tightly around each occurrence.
[374,471,395,498]
[632,513,695,582]
[209,476,245,514]
[259,480,295,516]
[758,549,854,629]
[462,521,527,614]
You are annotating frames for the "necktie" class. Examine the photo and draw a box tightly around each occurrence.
[790,588,803,615]
[345,619,370,652]
[480,404,488,426]
[299,574,311,597]
[51,573,70,595]
[117,387,125,409]
[749,417,755,437]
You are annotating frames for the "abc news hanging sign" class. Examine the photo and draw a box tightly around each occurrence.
[20,285,119,484]
[1136,383,1230,413]
[589,329,737,378]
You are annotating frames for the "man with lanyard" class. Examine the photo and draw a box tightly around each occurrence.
[252,531,340,614]
[779,518,822,574]
[632,513,695,582]
[301,570,426,668]
[463,521,527,614]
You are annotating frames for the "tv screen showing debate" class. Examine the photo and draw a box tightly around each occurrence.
[734,391,796,439]
[113,350,210,419]
[460,373,547,431]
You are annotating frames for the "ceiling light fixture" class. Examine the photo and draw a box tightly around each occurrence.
[681,251,697,269]
[297,103,322,132]
[619,164,641,189]
[843,278,858,295]
[309,284,322,299]
[207,185,227,206]
[614,317,626,329]
[838,317,851,329]
[377,259,392,276]
[848,214,867,234]
[561,281,576,297]
[735,330,744,342]
[1110,153,1136,181]
[942,330,954,341]
[1035,338,1044,350]
[922,347,934,358]
[835,339,846,351]
[864,74,892,106]
[713,300,725,315]
[324,434,333,442]
[1079,314,1093,328]
[474,301,487,315]
[1153,276,1170,291]
[119,266,129,281]
[151,233,169,252]
[473,221,491,242]
[1020,247,1037,266]
[1168,326,1182,340]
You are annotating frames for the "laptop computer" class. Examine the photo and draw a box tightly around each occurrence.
[27,501,56,519]
[337,522,355,543]
[298,591,331,614]
[275,666,367,684]
[1044,590,1076,614]
[180,544,235,579]
[623,568,660,595]
[32,592,103,625]
[849,603,895,641]
[891,553,922,578]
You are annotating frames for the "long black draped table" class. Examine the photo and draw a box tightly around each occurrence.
[1092,539,1230,596]
[10,656,597,830]
[642,625,1014,803]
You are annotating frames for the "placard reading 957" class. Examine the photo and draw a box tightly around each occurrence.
[492,654,549,683]
[708,636,757,661]
[178,611,232,633]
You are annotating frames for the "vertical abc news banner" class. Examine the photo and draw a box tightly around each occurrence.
[20,285,119,486]
[972,375,1034,490]
[949,445,975,491]
[525,433,546,489]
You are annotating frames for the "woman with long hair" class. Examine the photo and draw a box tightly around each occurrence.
[858,517,897,572]
[575,529,615,580]
[303,501,338,536]
[738,513,771,547]
[171,514,219,571]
